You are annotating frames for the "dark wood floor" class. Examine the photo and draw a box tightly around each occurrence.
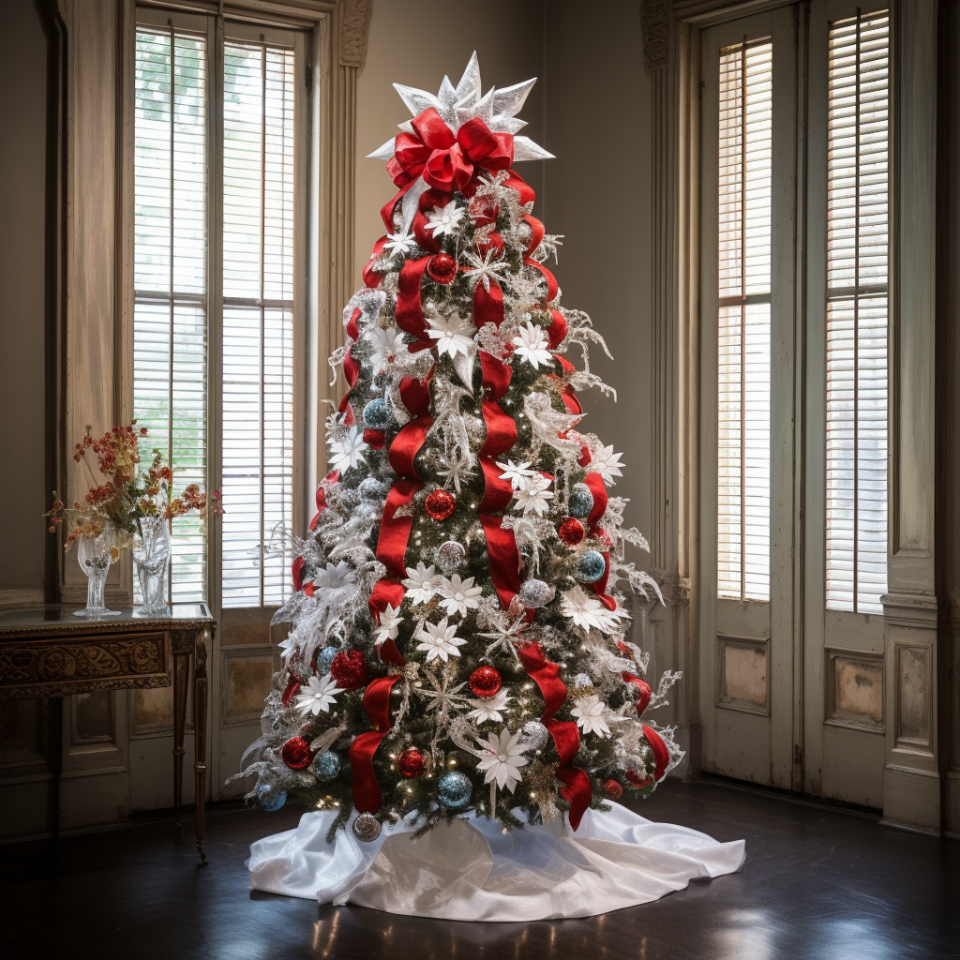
[2,779,958,960]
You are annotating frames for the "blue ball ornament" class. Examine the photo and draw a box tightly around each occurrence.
[317,646,338,674]
[257,783,287,812]
[437,771,473,809]
[577,549,607,583]
[314,750,341,781]
[569,483,594,519]
[362,398,392,431]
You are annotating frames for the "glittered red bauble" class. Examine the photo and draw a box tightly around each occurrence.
[281,674,300,706]
[625,769,651,789]
[558,517,586,545]
[469,666,502,698]
[331,649,369,689]
[642,724,670,781]
[425,489,456,521]
[281,736,313,770]
[603,779,623,799]
[426,253,457,284]
[398,748,426,778]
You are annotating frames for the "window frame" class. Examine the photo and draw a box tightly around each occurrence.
[117,0,339,617]
[129,7,309,612]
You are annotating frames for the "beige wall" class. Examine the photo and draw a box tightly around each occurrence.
[543,0,655,552]
[354,0,546,282]
[0,0,53,599]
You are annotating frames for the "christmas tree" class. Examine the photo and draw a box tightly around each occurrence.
[237,54,681,844]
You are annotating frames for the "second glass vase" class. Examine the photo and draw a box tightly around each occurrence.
[133,514,171,617]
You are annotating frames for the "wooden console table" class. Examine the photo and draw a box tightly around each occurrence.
[0,603,215,863]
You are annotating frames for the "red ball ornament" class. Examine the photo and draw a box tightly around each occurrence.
[558,517,586,545]
[425,489,456,521]
[426,253,458,284]
[330,649,369,689]
[398,748,426,778]
[469,666,502,698]
[281,736,313,770]
[603,779,623,799]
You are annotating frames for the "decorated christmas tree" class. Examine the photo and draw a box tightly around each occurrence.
[237,54,682,844]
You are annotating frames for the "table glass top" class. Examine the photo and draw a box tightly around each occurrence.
[0,603,212,629]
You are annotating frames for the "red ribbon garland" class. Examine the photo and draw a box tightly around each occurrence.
[349,675,404,813]
[518,642,592,830]
[476,348,524,608]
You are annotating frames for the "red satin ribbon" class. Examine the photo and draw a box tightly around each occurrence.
[349,675,403,813]
[362,240,388,289]
[476,350,522,605]
[518,641,591,830]
[518,642,567,720]
[375,479,423,579]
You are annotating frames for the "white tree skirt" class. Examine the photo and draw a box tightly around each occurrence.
[248,801,745,921]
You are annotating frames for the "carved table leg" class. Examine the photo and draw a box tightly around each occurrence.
[172,642,189,837]
[194,627,209,865]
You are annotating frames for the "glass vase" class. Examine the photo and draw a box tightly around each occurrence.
[74,521,121,619]
[133,514,171,617]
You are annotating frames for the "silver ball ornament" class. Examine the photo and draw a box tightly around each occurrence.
[436,540,466,574]
[518,720,550,752]
[576,549,607,583]
[313,750,340,781]
[568,483,594,519]
[316,646,339,674]
[362,398,392,431]
[352,812,382,842]
[437,771,473,808]
[519,578,555,609]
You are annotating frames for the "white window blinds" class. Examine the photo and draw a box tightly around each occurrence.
[133,27,209,603]
[825,11,889,615]
[133,21,300,611]
[717,39,773,601]
[220,41,297,609]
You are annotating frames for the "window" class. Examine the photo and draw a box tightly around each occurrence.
[716,39,773,602]
[133,11,303,610]
[825,11,890,614]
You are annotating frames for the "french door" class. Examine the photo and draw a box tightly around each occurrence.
[699,1,890,808]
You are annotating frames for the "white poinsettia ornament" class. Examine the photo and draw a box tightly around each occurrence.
[476,728,528,792]
[512,474,554,517]
[374,604,403,647]
[312,561,353,591]
[425,200,464,237]
[402,562,438,605]
[511,322,553,369]
[426,310,475,359]
[328,427,368,472]
[294,674,344,717]
[589,444,625,485]
[368,326,409,374]
[415,618,467,662]
[560,585,623,634]
[571,694,612,738]
[466,689,511,723]
[497,459,538,487]
[436,574,483,618]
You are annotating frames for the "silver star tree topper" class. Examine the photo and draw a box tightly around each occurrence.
[367,52,554,162]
